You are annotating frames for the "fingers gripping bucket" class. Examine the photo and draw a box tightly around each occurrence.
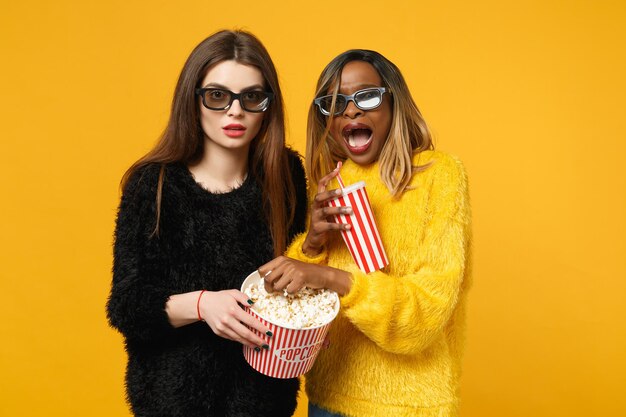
[241,271,339,379]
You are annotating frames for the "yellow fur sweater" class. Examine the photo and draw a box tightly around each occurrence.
[286,150,472,417]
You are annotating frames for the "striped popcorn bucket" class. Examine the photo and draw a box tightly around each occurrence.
[328,181,389,273]
[241,271,339,379]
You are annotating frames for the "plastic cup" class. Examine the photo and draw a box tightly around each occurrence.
[328,181,389,273]
[241,271,339,379]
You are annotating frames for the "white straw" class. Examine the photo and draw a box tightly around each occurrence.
[335,161,345,189]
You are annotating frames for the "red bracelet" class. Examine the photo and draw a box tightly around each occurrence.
[197,290,207,321]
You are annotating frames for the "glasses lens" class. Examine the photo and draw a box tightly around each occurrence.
[355,89,382,110]
[204,89,231,109]
[318,95,348,115]
[242,91,270,112]
[317,96,333,114]
[334,96,347,114]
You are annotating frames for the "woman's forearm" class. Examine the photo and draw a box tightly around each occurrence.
[325,267,352,296]
[165,291,203,328]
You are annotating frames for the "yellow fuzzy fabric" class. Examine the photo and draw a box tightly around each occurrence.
[286,150,472,417]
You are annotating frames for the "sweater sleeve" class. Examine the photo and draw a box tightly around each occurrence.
[285,231,329,264]
[340,156,471,355]
[106,165,176,344]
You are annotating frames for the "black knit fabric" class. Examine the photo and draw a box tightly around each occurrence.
[107,150,308,417]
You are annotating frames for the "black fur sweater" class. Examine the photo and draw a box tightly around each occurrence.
[107,151,308,417]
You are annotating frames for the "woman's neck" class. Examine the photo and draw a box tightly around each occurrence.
[188,141,250,193]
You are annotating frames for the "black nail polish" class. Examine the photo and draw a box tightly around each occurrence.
[254,347,261,352]
[247,299,254,305]
[262,344,270,350]
[266,331,273,337]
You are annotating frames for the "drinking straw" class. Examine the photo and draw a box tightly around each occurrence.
[335,161,345,190]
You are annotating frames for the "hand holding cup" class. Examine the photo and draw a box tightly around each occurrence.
[303,163,352,256]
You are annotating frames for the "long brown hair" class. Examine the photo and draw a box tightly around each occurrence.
[307,49,433,197]
[122,30,295,256]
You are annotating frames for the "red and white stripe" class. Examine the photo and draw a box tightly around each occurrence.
[328,181,388,273]
[243,308,332,379]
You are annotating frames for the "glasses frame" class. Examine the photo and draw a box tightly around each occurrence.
[195,88,274,113]
[313,87,390,116]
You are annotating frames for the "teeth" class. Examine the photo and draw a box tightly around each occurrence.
[345,129,372,148]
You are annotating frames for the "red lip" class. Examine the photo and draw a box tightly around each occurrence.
[223,124,246,130]
[223,124,246,138]
[341,123,373,154]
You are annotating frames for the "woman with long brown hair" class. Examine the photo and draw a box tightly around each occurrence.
[106,30,307,416]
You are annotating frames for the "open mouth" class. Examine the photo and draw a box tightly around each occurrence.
[342,125,373,154]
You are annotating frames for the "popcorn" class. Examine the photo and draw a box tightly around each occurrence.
[243,279,338,329]
[241,270,340,378]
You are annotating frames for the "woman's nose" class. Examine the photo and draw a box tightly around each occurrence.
[342,99,363,118]
[227,98,245,117]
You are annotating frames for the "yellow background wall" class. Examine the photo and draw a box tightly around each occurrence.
[1,1,624,416]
